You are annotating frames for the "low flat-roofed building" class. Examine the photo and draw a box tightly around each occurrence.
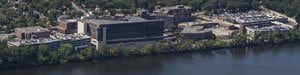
[15,26,51,40]
[213,28,239,39]
[178,22,218,28]
[8,34,91,50]
[57,15,70,22]
[180,25,215,40]
[0,33,15,41]
[246,25,291,40]
[216,11,291,33]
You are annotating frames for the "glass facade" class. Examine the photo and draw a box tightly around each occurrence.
[89,21,164,44]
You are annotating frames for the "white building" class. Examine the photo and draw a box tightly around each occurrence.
[8,34,91,50]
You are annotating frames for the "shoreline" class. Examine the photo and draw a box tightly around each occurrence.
[0,40,299,71]
[1,29,300,71]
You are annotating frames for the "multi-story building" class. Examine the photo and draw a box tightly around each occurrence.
[135,9,152,19]
[178,22,218,29]
[15,26,51,39]
[58,19,78,34]
[153,5,193,25]
[78,16,164,49]
[8,34,91,50]
[246,25,291,40]
[216,11,290,33]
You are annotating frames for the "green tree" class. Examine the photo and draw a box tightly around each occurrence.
[50,44,74,64]
[78,47,95,60]
[37,45,50,64]
[140,44,153,54]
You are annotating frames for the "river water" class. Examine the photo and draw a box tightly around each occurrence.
[1,43,300,75]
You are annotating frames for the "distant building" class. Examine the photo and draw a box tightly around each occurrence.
[180,25,215,40]
[8,34,91,50]
[57,15,70,22]
[178,22,218,29]
[246,25,291,40]
[212,28,239,39]
[178,22,218,40]
[0,33,15,41]
[15,26,51,40]
[78,16,164,49]
[153,15,175,27]
[153,5,193,25]
[58,19,78,34]
[216,11,290,33]
[179,22,218,40]
[135,9,152,19]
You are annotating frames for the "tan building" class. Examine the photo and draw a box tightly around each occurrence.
[15,26,51,39]
[153,5,193,25]
[58,19,78,34]
[212,28,239,39]
[180,25,215,40]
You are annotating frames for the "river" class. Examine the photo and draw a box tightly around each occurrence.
[1,43,300,75]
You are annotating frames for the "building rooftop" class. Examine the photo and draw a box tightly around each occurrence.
[84,16,160,25]
[57,15,70,21]
[236,16,274,23]
[213,28,237,36]
[15,26,50,33]
[181,26,213,34]
[65,19,78,23]
[179,22,201,27]
[154,5,192,14]
[0,33,15,41]
[246,25,290,32]
[217,10,287,24]
[9,34,91,46]
[179,21,217,27]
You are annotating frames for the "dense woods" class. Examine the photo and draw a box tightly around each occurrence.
[261,0,300,22]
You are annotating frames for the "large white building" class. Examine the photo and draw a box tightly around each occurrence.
[8,34,91,50]
[246,25,291,40]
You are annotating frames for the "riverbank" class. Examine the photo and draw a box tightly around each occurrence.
[0,42,298,71]
[1,42,300,75]
[0,29,300,71]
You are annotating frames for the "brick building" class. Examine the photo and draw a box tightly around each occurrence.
[58,19,78,34]
[15,26,51,39]
[153,5,193,25]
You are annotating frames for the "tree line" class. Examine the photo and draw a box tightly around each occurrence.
[74,0,260,14]
[1,29,300,70]
[261,0,300,23]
